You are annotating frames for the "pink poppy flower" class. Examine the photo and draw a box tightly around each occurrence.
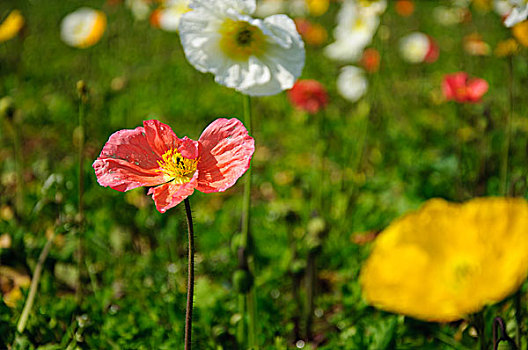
[288,79,329,114]
[93,118,254,213]
[442,72,489,103]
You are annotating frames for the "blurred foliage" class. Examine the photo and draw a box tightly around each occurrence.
[0,0,527,349]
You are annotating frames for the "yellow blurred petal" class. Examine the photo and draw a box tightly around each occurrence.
[306,0,329,17]
[78,11,107,48]
[512,21,528,47]
[495,38,520,57]
[0,10,24,43]
[360,197,528,322]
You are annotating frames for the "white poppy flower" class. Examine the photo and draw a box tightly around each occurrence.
[179,0,305,96]
[504,0,528,27]
[157,0,191,32]
[60,8,106,48]
[255,0,286,17]
[399,32,438,64]
[494,0,514,16]
[126,0,152,21]
[357,0,387,16]
[324,1,379,62]
[337,66,368,102]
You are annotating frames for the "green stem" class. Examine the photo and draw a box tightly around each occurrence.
[76,83,86,302]
[240,94,258,349]
[16,231,55,333]
[514,290,522,348]
[13,116,24,216]
[501,56,513,197]
[237,295,247,347]
[304,251,316,340]
[184,198,195,350]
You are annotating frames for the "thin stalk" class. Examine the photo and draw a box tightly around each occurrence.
[76,82,87,302]
[240,94,258,349]
[184,198,195,350]
[304,251,316,340]
[13,117,24,216]
[500,56,513,196]
[16,231,55,333]
[236,295,247,347]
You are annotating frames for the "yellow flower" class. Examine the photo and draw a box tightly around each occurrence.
[360,197,528,322]
[513,20,528,47]
[306,0,329,17]
[495,38,520,57]
[0,10,24,43]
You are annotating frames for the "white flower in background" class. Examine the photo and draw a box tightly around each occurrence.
[155,0,191,32]
[126,0,152,21]
[337,65,368,102]
[60,8,106,48]
[290,0,309,17]
[399,32,438,64]
[504,0,528,27]
[433,6,464,26]
[494,0,514,16]
[325,1,380,62]
[179,0,305,96]
[356,0,387,16]
[255,0,286,17]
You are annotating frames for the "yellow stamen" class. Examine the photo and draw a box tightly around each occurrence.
[156,149,198,184]
[219,19,267,61]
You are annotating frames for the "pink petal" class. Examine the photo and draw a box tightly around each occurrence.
[467,78,489,102]
[178,136,201,159]
[143,120,180,158]
[93,127,165,192]
[196,118,255,193]
[147,174,198,213]
[442,72,467,101]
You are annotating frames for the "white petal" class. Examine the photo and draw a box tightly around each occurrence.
[189,0,256,15]
[337,66,368,102]
[399,32,429,64]
[505,5,528,27]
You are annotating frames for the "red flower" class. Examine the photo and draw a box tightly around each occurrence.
[424,36,439,63]
[361,48,380,73]
[288,79,328,114]
[93,118,254,213]
[442,72,489,103]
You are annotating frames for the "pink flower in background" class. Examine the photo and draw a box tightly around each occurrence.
[93,119,254,213]
[288,79,329,114]
[442,72,488,103]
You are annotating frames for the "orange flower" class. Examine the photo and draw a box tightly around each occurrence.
[361,48,380,73]
[395,0,414,17]
[294,18,327,46]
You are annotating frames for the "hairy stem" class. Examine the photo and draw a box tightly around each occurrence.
[240,94,258,349]
[184,198,195,350]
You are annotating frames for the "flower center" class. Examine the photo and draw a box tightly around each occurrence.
[219,19,267,61]
[156,149,198,184]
